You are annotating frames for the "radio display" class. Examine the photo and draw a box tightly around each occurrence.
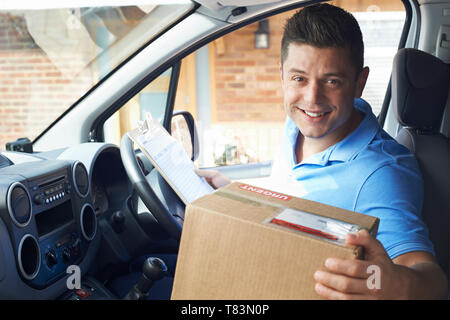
[35,200,74,237]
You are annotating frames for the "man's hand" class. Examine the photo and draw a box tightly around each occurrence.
[195,168,231,190]
[313,229,404,299]
[313,229,447,299]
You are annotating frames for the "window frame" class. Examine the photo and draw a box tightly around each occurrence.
[90,1,319,143]
[377,0,415,127]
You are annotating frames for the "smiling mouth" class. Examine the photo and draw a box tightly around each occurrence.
[296,107,330,118]
[303,110,326,117]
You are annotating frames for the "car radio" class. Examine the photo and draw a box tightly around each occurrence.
[33,176,67,206]
[4,161,97,289]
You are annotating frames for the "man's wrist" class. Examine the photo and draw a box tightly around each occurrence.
[394,261,447,299]
[391,264,416,299]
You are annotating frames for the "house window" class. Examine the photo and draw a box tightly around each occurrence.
[176,0,406,175]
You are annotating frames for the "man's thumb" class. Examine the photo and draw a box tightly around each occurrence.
[195,168,213,178]
[346,229,385,258]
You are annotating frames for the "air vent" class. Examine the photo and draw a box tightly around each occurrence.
[80,203,97,241]
[7,182,32,228]
[73,161,89,197]
[17,234,40,280]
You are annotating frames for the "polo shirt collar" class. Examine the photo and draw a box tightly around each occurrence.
[286,98,380,168]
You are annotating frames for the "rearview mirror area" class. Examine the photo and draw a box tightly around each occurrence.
[171,111,199,162]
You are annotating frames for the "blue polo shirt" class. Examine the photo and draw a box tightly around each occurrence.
[269,98,434,259]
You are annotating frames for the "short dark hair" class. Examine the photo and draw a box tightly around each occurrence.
[281,3,364,73]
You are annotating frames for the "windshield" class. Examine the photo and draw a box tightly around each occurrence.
[0,1,193,150]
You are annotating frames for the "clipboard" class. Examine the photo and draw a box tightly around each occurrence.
[127,113,214,205]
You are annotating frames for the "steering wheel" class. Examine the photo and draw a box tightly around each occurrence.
[120,133,183,240]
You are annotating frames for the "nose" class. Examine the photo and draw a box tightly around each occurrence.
[303,80,321,105]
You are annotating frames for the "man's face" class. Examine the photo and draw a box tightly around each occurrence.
[280,43,369,143]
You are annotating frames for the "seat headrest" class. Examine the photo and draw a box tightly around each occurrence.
[392,48,450,131]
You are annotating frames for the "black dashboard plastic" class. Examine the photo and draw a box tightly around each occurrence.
[0,143,130,299]
[0,160,94,289]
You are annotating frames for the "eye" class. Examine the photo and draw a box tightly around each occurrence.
[293,76,305,82]
[327,79,340,85]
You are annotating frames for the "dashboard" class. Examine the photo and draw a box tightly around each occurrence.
[0,143,131,299]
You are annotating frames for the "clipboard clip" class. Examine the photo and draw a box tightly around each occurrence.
[137,119,149,134]
[137,112,154,134]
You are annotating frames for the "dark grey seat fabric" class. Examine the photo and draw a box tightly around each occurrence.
[392,48,450,283]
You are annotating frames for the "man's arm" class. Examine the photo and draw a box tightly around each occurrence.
[392,251,448,300]
[313,229,448,299]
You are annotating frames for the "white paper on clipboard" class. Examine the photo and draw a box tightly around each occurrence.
[127,114,214,205]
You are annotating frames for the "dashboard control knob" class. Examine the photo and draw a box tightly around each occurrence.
[71,238,81,256]
[45,250,58,267]
[62,248,71,263]
[33,194,43,205]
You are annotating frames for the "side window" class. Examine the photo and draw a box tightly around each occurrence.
[332,0,406,115]
[174,0,405,177]
[103,68,173,146]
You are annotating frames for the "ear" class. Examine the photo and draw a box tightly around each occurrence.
[355,66,369,98]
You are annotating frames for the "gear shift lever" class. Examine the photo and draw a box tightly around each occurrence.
[123,257,168,300]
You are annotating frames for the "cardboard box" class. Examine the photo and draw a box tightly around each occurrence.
[171,182,379,300]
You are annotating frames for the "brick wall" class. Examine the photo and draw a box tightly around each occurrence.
[0,13,91,150]
[204,1,405,166]
[0,1,404,154]
[203,11,294,166]
[330,0,404,12]
[212,0,404,124]
[213,11,291,123]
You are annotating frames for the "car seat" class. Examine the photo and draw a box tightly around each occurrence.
[392,48,450,289]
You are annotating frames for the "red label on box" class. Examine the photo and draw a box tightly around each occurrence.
[238,184,291,201]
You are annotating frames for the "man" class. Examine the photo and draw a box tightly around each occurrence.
[197,3,448,299]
